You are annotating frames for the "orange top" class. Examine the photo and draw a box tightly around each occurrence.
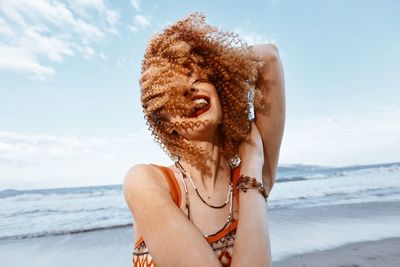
[132,164,241,267]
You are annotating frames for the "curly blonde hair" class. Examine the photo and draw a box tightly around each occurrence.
[140,12,268,175]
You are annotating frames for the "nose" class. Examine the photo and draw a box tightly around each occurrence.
[184,87,199,97]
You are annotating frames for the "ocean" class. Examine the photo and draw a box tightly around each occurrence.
[1,162,399,242]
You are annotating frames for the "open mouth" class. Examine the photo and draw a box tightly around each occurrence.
[189,95,211,118]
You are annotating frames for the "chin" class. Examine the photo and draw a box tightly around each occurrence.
[180,112,222,141]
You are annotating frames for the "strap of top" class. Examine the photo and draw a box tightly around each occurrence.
[149,164,182,206]
[231,166,241,213]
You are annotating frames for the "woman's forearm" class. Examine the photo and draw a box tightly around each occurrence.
[231,130,271,267]
[231,189,272,267]
[230,122,272,266]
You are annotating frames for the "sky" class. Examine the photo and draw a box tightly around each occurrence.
[0,0,399,190]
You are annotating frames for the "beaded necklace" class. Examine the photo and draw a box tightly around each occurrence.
[174,161,234,238]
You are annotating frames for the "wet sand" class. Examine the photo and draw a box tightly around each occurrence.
[273,237,400,267]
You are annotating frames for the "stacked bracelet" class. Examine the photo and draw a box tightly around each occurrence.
[236,175,269,201]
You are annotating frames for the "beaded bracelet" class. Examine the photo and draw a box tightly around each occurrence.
[236,175,269,201]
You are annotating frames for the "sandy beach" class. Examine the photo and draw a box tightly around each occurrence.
[273,237,400,267]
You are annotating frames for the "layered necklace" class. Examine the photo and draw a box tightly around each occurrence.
[174,160,234,238]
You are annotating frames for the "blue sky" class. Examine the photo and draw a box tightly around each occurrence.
[0,0,399,189]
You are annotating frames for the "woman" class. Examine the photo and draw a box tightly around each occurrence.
[124,13,285,267]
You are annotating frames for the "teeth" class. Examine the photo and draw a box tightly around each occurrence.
[194,98,208,105]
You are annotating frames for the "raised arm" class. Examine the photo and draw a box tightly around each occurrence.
[123,164,222,267]
[251,44,286,194]
[229,45,285,266]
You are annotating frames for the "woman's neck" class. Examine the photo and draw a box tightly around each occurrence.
[178,139,231,194]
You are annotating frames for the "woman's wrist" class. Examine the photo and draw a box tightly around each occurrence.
[236,174,268,201]
[238,165,263,182]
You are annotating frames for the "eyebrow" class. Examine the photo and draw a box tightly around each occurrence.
[191,78,208,85]
[190,78,201,84]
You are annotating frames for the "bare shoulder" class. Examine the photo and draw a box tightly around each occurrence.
[123,164,169,208]
[123,164,168,190]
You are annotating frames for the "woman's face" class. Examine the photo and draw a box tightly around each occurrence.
[169,77,223,141]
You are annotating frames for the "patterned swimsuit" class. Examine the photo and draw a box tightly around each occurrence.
[132,164,241,267]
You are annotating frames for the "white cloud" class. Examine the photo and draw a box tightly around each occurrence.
[131,0,140,11]
[23,28,75,63]
[0,129,169,189]
[0,46,55,77]
[0,17,14,36]
[99,52,107,61]
[0,130,153,163]
[280,106,400,166]
[233,28,275,46]
[83,46,95,58]
[0,131,100,162]
[130,14,150,31]
[0,0,119,79]
[72,0,105,10]
[106,9,119,26]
